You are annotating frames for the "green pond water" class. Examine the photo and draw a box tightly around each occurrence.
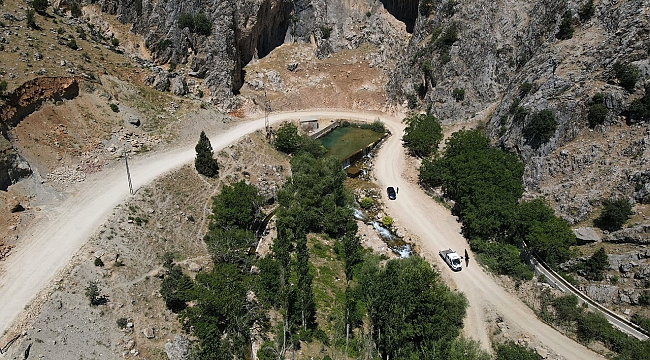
[318,126,384,161]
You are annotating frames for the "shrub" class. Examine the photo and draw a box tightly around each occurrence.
[193,13,212,35]
[587,93,608,127]
[111,37,119,47]
[496,341,541,360]
[109,103,119,112]
[524,109,557,143]
[629,84,650,123]
[584,247,609,281]
[577,311,611,343]
[369,119,386,133]
[94,257,104,267]
[381,216,393,228]
[594,198,633,231]
[519,82,534,98]
[320,26,332,39]
[195,130,219,177]
[85,281,101,306]
[66,38,78,50]
[613,62,639,91]
[360,197,373,209]
[116,317,128,329]
[32,0,48,14]
[556,11,574,40]
[552,294,582,323]
[452,88,465,101]
[70,2,82,18]
[26,9,37,29]
[0,80,7,94]
[579,0,595,22]
[639,290,650,306]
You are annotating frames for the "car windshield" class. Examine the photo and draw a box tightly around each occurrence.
[452,259,461,265]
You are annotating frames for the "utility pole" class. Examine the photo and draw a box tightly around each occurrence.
[264,87,271,140]
[124,150,134,195]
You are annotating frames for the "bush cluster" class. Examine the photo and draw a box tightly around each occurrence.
[178,12,212,35]
[524,109,557,145]
[402,112,443,158]
[587,93,608,128]
[594,198,633,231]
[613,62,639,91]
[629,84,650,123]
[556,11,574,40]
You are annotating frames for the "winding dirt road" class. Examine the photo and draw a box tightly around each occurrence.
[0,110,602,359]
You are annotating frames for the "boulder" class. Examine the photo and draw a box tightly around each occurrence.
[142,327,155,339]
[125,114,141,127]
[573,227,600,245]
[164,335,190,360]
[170,76,188,96]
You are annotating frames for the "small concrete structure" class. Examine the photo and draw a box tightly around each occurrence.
[300,118,319,132]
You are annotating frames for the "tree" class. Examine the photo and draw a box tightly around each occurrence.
[160,264,193,312]
[85,281,101,306]
[26,9,37,30]
[70,2,82,18]
[32,0,48,14]
[359,256,467,359]
[524,109,557,144]
[587,93,608,128]
[496,341,541,360]
[613,62,639,91]
[556,11,574,40]
[579,0,595,22]
[209,180,263,231]
[274,122,301,154]
[552,294,582,323]
[584,247,609,281]
[195,131,219,177]
[402,112,443,158]
[446,337,491,360]
[594,198,633,231]
[516,198,575,266]
[0,80,6,94]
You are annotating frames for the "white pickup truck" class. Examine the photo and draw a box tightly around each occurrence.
[439,249,463,271]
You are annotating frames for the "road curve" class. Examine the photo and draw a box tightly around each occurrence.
[0,109,602,359]
[371,115,604,359]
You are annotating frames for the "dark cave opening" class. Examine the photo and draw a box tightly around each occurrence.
[379,0,419,33]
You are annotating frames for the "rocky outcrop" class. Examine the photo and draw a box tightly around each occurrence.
[0,77,77,190]
[0,77,79,131]
[0,136,31,191]
[164,335,190,360]
[573,227,601,245]
[604,225,650,245]
[85,0,406,105]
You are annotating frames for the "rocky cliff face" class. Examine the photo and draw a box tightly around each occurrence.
[80,0,406,106]
[389,0,649,224]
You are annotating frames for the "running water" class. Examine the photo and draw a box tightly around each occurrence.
[372,221,393,240]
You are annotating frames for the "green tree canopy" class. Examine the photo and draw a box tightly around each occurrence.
[556,10,574,40]
[516,198,576,266]
[402,112,443,158]
[277,153,353,237]
[32,0,48,14]
[584,247,609,281]
[524,109,557,145]
[594,198,633,231]
[195,131,219,177]
[359,256,467,359]
[274,122,302,154]
[210,180,264,231]
[420,129,524,240]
